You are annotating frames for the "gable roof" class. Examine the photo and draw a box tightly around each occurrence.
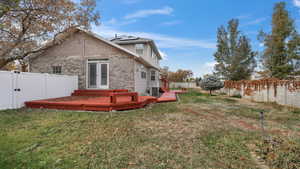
[77,28,160,70]
[30,28,160,70]
[111,36,162,60]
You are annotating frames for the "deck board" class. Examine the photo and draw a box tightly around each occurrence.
[25,89,185,111]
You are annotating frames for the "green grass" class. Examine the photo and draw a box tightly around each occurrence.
[0,89,299,169]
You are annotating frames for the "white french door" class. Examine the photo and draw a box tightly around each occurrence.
[87,61,109,89]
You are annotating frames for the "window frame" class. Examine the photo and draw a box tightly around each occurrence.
[135,44,144,55]
[152,50,155,58]
[52,66,62,74]
[141,71,147,79]
[150,71,156,81]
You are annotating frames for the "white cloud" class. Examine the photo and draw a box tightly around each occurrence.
[122,0,142,4]
[106,18,117,25]
[159,50,168,60]
[93,25,216,49]
[204,61,217,68]
[198,61,217,77]
[124,6,173,20]
[161,20,182,26]
[241,17,267,27]
[237,14,252,20]
[293,0,300,7]
[105,18,137,26]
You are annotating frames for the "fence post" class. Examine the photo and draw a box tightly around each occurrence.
[44,73,48,98]
[260,111,269,140]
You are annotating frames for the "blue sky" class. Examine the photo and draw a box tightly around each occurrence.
[91,0,300,77]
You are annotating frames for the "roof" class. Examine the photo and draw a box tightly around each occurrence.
[31,28,160,70]
[111,35,162,60]
[77,28,160,70]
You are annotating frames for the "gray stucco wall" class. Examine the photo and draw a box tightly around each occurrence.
[119,43,160,68]
[134,62,148,95]
[119,43,160,96]
[30,31,135,91]
[134,62,160,96]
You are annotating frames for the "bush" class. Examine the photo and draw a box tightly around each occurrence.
[200,75,224,95]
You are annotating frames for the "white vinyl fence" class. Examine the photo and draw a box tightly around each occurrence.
[170,82,197,89]
[221,86,300,108]
[0,71,78,110]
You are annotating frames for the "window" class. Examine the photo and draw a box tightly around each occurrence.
[152,87,159,97]
[135,44,144,55]
[52,66,62,74]
[151,71,156,81]
[141,71,146,79]
[151,50,155,58]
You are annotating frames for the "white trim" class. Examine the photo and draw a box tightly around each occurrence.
[86,60,109,89]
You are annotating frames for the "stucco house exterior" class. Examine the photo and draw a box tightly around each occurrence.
[29,28,162,96]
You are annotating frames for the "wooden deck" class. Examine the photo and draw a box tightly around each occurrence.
[25,89,185,111]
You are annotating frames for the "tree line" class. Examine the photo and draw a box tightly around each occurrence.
[161,67,194,82]
[214,2,300,80]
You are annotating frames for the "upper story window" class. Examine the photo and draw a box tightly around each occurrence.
[52,66,62,74]
[141,71,147,79]
[152,50,155,58]
[151,71,156,81]
[135,44,144,55]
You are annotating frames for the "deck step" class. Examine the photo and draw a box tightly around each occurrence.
[71,89,129,96]
[25,89,185,112]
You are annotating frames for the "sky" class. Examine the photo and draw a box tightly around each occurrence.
[90,0,300,77]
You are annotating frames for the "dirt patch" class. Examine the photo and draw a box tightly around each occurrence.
[236,120,259,130]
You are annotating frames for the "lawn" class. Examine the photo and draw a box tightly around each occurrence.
[0,89,299,169]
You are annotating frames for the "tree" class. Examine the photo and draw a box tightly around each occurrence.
[259,2,300,79]
[195,77,202,86]
[160,66,169,79]
[167,69,193,82]
[0,0,100,69]
[200,75,224,95]
[214,19,257,80]
[0,0,19,20]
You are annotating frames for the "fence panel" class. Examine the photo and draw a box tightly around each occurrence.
[0,71,15,109]
[45,74,78,99]
[0,71,78,110]
[223,84,300,108]
[170,82,197,89]
[15,72,47,108]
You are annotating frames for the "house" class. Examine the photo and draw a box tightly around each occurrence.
[29,28,162,96]
[110,35,162,96]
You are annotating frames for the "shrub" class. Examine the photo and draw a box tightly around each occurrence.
[200,75,224,95]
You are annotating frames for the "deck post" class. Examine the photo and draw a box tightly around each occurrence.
[110,94,117,104]
[132,93,138,102]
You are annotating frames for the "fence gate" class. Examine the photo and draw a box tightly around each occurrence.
[0,71,15,109]
[0,71,78,110]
